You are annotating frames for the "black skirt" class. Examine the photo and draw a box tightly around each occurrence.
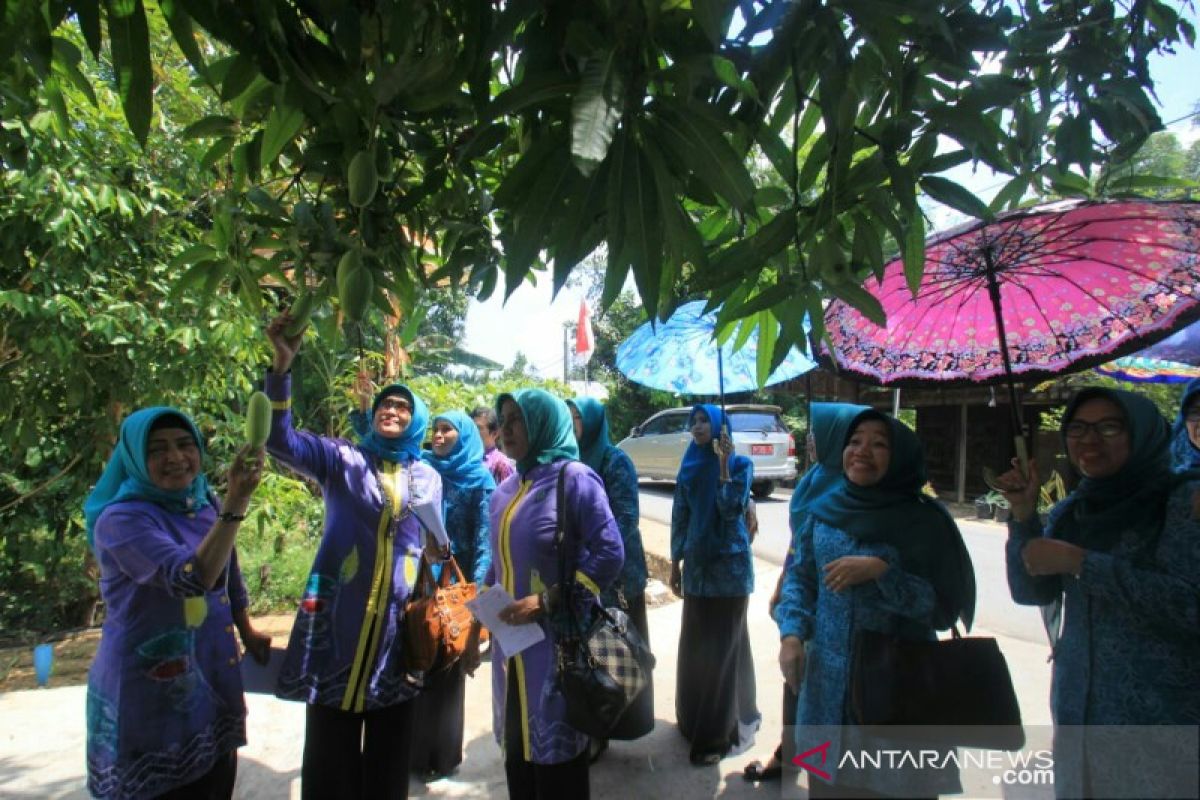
[675,594,760,760]
[607,594,655,741]
[409,659,467,777]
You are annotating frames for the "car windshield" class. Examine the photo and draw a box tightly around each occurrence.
[729,412,787,433]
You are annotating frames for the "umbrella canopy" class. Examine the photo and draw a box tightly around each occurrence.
[616,300,816,396]
[1095,318,1200,383]
[824,199,1200,387]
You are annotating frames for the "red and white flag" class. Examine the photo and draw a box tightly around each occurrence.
[575,300,595,365]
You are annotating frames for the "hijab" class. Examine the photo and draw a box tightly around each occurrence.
[567,397,613,473]
[84,408,212,547]
[495,390,579,476]
[357,384,429,464]
[1171,378,1200,475]
[675,404,747,539]
[789,402,871,529]
[1048,387,1174,552]
[809,410,976,631]
[421,410,496,493]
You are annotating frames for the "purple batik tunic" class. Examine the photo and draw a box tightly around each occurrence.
[264,372,442,712]
[486,461,623,764]
[87,502,249,800]
[483,445,515,486]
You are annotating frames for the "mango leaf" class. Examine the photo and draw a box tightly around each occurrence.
[755,311,777,388]
[656,101,755,210]
[919,175,992,220]
[829,278,886,327]
[51,37,97,106]
[105,0,153,146]
[901,207,926,296]
[622,145,663,321]
[159,0,208,80]
[71,0,102,59]
[570,52,622,177]
[182,115,239,139]
[260,103,305,165]
[199,137,236,171]
[488,71,575,120]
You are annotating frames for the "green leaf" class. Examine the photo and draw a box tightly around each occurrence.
[51,37,97,106]
[72,0,102,59]
[260,103,305,165]
[622,145,663,322]
[488,71,575,120]
[902,207,926,296]
[182,115,239,139]
[988,174,1030,214]
[655,101,755,211]
[199,137,236,171]
[170,244,220,269]
[828,278,886,327]
[755,311,777,388]
[919,175,992,221]
[693,0,730,46]
[44,79,70,137]
[220,54,258,102]
[570,52,622,177]
[159,0,208,80]
[105,0,153,146]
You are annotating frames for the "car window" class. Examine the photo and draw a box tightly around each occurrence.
[641,415,674,435]
[666,412,692,433]
[730,412,787,433]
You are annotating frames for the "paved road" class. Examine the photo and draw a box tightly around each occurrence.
[637,481,1046,646]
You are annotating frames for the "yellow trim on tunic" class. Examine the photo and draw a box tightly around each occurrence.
[271,399,291,411]
[498,480,533,760]
[574,570,601,598]
[341,462,404,712]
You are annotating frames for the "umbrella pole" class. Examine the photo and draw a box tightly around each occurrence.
[983,245,1030,477]
[717,347,728,436]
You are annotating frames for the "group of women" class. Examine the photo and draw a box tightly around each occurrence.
[82,296,1200,800]
[83,311,659,800]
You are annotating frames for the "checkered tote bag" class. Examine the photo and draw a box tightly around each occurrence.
[552,464,656,738]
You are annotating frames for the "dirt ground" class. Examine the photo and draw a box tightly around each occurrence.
[0,614,296,693]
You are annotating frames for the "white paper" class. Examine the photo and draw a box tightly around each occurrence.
[412,501,450,549]
[465,586,545,658]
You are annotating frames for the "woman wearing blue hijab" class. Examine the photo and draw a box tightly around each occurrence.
[410,409,496,780]
[671,403,760,765]
[84,408,268,799]
[567,396,652,743]
[776,409,975,798]
[744,402,867,783]
[1172,377,1200,473]
[998,387,1200,797]
[266,314,444,800]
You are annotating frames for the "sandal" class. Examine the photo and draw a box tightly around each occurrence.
[742,759,783,782]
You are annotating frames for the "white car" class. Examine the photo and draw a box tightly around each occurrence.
[616,404,796,499]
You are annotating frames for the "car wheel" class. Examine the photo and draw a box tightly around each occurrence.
[751,480,774,499]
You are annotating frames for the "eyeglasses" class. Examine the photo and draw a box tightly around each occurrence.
[1064,419,1126,440]
[378,398,411,412]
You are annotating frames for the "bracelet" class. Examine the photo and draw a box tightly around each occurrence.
[218,511,247,523]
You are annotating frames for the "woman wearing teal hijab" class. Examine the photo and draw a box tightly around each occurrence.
[744,402,867,783]
[410,409,496,780]
[567,396,653,743]
[469,389,624,799]
[776,409,975,798]
[671,403,761,766]
[998,387,1200,798]
[84,407,268,799]
[266,314,444,800]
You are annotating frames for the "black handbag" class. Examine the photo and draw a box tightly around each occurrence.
[849,627,1025,751]
[552,464,656,739]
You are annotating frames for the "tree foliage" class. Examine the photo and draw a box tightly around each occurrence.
[0,0,1192,387]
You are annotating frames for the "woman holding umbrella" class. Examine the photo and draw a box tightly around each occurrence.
[997,387,1200,797]
[670,403,760,765]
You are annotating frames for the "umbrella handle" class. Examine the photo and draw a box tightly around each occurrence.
[1013,436,1030,481]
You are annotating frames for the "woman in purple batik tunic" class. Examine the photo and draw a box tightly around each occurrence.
[464,389,623,800]
[85,408,270,800]
[265,313,444,800]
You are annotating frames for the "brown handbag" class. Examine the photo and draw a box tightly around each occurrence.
[403,555,477,673]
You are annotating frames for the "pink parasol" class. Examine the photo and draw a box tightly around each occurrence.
[824,198,1200,467]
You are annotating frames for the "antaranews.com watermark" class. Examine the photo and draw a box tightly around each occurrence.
[782,725,1198,799]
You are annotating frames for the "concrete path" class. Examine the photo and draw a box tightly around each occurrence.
[0,519,1052,799]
